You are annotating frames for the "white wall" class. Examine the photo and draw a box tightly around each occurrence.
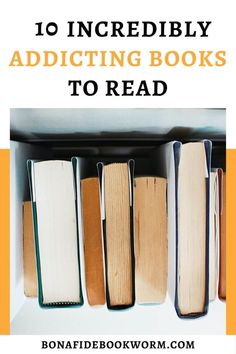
[11,108,225,140]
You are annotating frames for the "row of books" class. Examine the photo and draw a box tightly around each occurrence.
[23,140,226,319]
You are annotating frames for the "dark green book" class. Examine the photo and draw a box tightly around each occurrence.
[27,159,83,308]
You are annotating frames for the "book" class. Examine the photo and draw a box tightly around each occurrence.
[27,160,83,307]
[23,201,37,297]
[218,171,226,300]
[177,142,209,316]
[134,176,167,304]
[81,177,105,306]
[154,140,211,318]
[97,161,134,309]
[209,171,220,301]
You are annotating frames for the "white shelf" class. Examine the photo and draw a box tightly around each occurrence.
[11,296,225,335]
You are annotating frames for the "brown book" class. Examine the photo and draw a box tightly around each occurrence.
[134,177,167,304]
[104,163,133,307]
[23,201,38,297]
[219,171,226,300]
[81,177,105,306]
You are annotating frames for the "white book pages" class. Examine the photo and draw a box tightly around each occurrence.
[33,160,81,304]
[177,142,207,315]
[155,141,210,316]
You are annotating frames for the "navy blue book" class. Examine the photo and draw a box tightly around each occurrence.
[154,140,211,318]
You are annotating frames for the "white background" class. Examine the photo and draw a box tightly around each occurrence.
[0,335,234,353]
[0,0,235,352]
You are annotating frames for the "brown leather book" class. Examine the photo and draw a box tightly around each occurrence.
[134,177,167,304]
[23,201,38,297]
[218,171,226,300]
[81,177,105,306]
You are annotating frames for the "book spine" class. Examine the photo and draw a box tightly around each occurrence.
[27,159,84,308]
[97,160,135,310]
[174,140,211,318]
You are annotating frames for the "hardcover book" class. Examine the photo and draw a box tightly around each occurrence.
[154,140,211,318]
[27,160,83,307]
[97,160,135,309]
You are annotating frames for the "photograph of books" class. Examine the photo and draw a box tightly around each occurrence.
[10,108,226,334]
[24,145,226,316]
